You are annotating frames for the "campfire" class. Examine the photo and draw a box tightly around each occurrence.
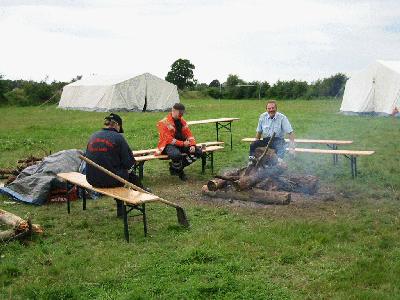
[202,146,319,205]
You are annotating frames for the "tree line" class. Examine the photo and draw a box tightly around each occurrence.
[0,58,348,107]
[0,74,82,107]
[165,59,348,100]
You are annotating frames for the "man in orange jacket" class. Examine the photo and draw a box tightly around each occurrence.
[155,103,203,181]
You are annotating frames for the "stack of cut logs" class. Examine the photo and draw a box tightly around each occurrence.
[202,147,319,205]
[0,155,46,185]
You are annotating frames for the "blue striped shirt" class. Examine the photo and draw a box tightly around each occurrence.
[256,111,293,139]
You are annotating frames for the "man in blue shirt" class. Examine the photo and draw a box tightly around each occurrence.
[249,100,295,163]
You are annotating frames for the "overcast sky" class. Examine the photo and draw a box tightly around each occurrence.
[1,0,399,85]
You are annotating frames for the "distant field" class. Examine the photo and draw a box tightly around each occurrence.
[1,99,400,299]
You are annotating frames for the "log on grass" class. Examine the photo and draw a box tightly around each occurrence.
[0,169,19,175]
[0,209,43,242]
[7,176,17,184]
[202,185,291,205]
[17,156,44,163]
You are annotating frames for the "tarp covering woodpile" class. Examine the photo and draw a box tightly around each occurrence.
[0,149,84,205]
[58,73,179,112]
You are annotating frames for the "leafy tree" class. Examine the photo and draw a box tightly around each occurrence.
[165,59,195,90]
[0,73,7,105]
[209,79,220,88]
[194,82,208,91]
[224,74,245,87]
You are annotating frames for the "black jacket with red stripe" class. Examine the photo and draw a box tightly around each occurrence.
[85,127,136,188]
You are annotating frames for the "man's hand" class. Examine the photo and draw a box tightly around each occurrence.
[288,140,296,157]
[189,145,195,153]
[183,141,190,147]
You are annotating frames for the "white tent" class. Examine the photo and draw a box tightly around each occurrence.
[340,60,400,116]
[58,73,179,112]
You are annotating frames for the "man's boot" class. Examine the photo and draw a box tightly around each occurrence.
[170,161,182,177]
[178,169,188,181]
[116,200,123,217]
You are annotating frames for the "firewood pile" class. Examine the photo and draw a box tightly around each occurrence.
[202,146,319,205]
[0,155,46,185]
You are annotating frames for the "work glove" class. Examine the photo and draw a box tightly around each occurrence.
[288,140,296,158]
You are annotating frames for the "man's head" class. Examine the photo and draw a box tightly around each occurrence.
[104,113,124,133]
[171,103,186,120]
[266,100,277,118]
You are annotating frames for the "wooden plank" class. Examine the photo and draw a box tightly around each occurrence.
[57,172,160,204]
[241,138,354,145]
[187,118,240,125]
[134,146,225,162]
[289,148,375,156]
[132,141,224,156]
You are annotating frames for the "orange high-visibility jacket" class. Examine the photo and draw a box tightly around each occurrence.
[155,113,196,155]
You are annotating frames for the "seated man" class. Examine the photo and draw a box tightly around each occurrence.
[155,103,202,181]
[85,113,150,216]
[391,107,399,117]
[249,100,295,163]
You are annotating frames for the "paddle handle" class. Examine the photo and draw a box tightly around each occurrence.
[79,155,181,208]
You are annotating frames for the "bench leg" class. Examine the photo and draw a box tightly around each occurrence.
[142,204,147,237]
[202,154,206,174]
[350,156,357,178]
[65,180,71,214]
[121,202,148,243]
[82,187,87,211]
[211,151,214,174]
[122,203,129,242]
[216,121,234,150]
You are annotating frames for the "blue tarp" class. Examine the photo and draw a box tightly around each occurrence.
[0,149,84,205]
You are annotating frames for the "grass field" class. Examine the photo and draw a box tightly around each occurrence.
[1,99,400,299]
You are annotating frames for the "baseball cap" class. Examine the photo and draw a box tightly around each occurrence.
[173,103,186,112]
[105,113,124,133]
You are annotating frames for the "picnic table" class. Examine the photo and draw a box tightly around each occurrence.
[187,118,240,150]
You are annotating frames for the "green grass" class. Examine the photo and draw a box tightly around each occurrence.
[1,99,400,299]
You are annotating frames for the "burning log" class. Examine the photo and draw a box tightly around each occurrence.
[207,167,247,191]
[213,174,241,181]
[207,179,228,191]
[202,185,291,205]
[276,175,319,194]
[0,209,43,242]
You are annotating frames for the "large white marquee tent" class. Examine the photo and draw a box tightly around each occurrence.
[340,60,400,116]
[58,73,179,112]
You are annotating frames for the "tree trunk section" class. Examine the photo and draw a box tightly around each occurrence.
[202,185,291,205]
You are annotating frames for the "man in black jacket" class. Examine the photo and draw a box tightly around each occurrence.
[85,113,149,216]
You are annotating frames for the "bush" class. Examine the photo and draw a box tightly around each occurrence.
[4,88,30,106]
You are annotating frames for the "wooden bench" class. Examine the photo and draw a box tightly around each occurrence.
[132,143,225,179]
[241,138,354,164]
[287,148,375,178]
[241,138,373,178]
[57,172,160,242]
[187,118,240,150]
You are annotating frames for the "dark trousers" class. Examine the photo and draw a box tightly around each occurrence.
[164,144,203,170]
[249,137,287,159]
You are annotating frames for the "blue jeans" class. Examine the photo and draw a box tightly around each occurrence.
[249,137,287,159]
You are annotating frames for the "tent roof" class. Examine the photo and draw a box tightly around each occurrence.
[67,73,148,87]
[377,60,400,73]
